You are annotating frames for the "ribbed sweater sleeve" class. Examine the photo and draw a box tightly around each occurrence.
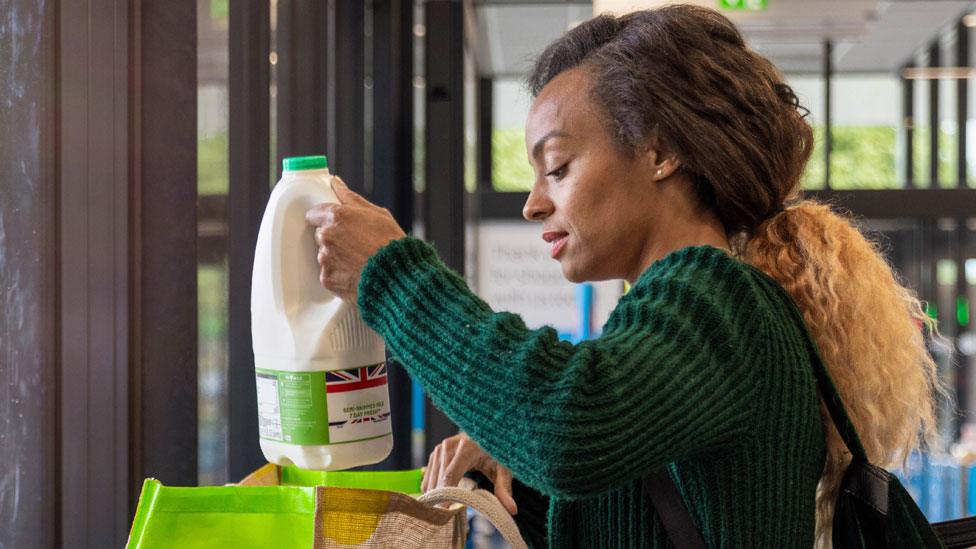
[358,237,764,500]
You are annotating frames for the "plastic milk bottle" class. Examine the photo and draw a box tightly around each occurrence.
[251,155,392,470]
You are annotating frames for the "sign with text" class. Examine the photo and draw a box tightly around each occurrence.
[473,221,623,335]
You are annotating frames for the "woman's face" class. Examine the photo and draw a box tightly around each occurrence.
[523,67,677,283]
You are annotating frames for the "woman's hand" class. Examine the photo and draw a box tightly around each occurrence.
[422,432,518,515]
[305,177,406,302]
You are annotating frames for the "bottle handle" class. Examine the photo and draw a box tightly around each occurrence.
[269,176,344,326]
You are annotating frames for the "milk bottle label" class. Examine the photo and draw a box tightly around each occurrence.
[255,362,391,445]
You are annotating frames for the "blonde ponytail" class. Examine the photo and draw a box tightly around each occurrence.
[742,200,945,547]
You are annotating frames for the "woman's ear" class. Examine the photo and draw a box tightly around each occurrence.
[641,144,681,182]
[641,135,681,182]
[651,155,681,181]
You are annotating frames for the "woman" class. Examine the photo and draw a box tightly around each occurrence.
[306,5,940,547]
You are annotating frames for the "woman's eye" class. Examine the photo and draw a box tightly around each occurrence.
[546,164,567,180]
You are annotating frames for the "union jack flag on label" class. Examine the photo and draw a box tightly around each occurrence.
[325,362,392,444]
[325,363,388,393]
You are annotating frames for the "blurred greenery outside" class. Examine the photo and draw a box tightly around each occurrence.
[197,128,229,485]
[491,125,972,191]
[198,262,228,486]
[209,0,228,20]
[199,133,229,195]
[197,0,235,487]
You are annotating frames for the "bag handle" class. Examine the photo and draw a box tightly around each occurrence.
[418,478,528,549]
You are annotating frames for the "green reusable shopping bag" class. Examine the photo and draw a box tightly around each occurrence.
[279,466,423,495]
[126,467,425,549]
[127,480,316,549]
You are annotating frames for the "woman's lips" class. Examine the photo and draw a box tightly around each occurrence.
[542,231,569,258]
[550,236,568,258]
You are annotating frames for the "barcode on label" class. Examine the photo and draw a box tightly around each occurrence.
[256,373,283,440]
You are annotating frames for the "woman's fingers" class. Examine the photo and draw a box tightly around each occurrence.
[302,176,406,302]
[304,202,336,228]
[439,442,475,489]
[492,466,518,516]
[428,439,458,509]
[422,444,440,494]
[434,440,454,490]
[330,176,369,206]
[422,434,518,516]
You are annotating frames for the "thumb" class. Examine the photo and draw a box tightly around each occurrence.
[493,467,518,516]
[330,176,365,205]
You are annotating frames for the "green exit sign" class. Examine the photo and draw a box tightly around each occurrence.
[719,0,768,10]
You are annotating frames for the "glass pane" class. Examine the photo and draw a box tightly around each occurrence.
[830,74,900,189]
[786,74,825,190]
[939,31,958,188]
[491,78,533,192]
[464,47,477,193]
[197,0,230,486]
[914,52,932,186]
[197,262,229,485]
[969,26,976,187]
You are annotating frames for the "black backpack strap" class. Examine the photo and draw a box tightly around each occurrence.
[643,468,707,549]
[933,516,976,548]
[776,292,870,462]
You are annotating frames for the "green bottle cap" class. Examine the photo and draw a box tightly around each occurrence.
[282,155,328,171]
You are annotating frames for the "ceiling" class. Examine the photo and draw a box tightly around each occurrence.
[473,0,976,77]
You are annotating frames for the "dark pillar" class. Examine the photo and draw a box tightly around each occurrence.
[371,0,415,228]
[422,0,465,456]
[957,21,968,188]
[955,20,971,437]
[276,0,329,168]
[903,63,915,189]
[369,0,415,470]
[276,1,366,193]
[227,0,272,481]
[327,1,366,191]
[930,42,940,187]
[823,39,832,189]
[131,0,199,492]
[955,223,969,439]
[60,1,135,544]
[0,1,57,547]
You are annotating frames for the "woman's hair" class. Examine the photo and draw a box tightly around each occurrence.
[528,5,942,545]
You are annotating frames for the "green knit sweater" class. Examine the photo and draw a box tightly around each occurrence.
[358,237,827,548]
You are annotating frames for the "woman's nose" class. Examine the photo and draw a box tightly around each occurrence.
[522,186,553,222]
